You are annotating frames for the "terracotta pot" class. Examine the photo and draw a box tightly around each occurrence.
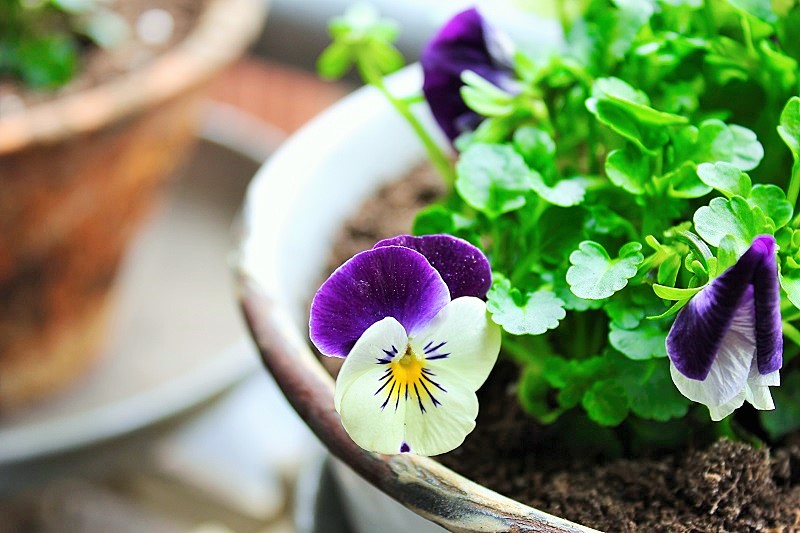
[237,67,596,533]
[0,0,268,409]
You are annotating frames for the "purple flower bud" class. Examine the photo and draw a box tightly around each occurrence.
[421,8,515,142]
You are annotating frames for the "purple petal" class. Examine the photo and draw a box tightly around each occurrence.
[750,235,783,374]
[310,246,450,358]
[421,8,513,141]
[667,240,763,380]
[374,234,492,299]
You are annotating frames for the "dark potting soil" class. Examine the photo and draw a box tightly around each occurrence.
[325,166,800,532]
[0,0,207,109]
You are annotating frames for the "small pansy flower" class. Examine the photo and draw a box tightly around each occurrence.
[421,7,515,142]
[309,234,500,456]
[667,235,782,421]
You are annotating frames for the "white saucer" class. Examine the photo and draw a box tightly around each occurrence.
[0,107,284,464]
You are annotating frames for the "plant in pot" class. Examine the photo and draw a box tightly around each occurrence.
[240,1,800,530]
[0,0,266,409]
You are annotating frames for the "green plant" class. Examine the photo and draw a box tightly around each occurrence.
[0,0,127,89]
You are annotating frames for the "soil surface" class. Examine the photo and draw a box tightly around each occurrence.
[325,166,800,532]
[0,0,207,110]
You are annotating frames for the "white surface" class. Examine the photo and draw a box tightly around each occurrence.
[0,125,273,464]
[238,66,446,533]
[155,372,323,521]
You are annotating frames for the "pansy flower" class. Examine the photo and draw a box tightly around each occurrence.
[667,235,782,421]
[309,234,500,456]
[421,7,515,142]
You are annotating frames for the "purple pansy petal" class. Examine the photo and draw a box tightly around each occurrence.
[309,246,450,358]
[750,235,783,375]
[667,238,763,380]
[421,8,513,141]
[374,234,492,299]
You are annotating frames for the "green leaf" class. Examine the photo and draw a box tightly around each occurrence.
[567,241,645,300]
[666,163,713,199]
[581,380,630,427]
[657,253,682,286]
[585,204,638,238]
[748,184,793,228]
[693,119,764,171]
[538,207,588,264]
[15,35,77,88]
[611,357,690,421]
[317,41,354,80]
[460,70,515,117]
[725,0,777,23]
[543,356,609,409]
[717,234,740,272]
[696,162,752,197]
[609,321,668,360]
[779,97,800,159]
[605,145,648,195]
[513,126,556,171]
[693,196,772,253]
[652,284,703,301]
[760,371,800,440]
[605,298,645,329]
[587,77,688,153]
[780,270,800,309]
[530,172,590,207]
[455,143,532,218]
[413,205,453,235]
[487,275,566,335]
[517,366,563,424]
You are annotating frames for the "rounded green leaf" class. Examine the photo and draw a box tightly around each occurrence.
[567,241,644,300]
[487,275,566,335]
[455,143,533,218]
[605,146,648,195]
[582,380,630,427]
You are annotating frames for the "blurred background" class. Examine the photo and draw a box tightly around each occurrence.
[0,1,531,531]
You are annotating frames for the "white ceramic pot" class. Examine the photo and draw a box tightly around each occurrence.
[237,66,594,533]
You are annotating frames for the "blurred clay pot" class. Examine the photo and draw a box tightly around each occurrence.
[237,67,594,533]
[0,0,267,409]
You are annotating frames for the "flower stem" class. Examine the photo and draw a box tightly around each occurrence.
[787,160,800,212]
[356,58,457,187]
[783,320,800,348]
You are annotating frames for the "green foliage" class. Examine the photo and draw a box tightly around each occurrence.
[567,241,644,300]
[694,196,772,253]
[0,0,126,88]
[760,372,800,440]
[323,0,800,451]
[318,4,403,81]
[487,274,566,335]
[455,143,533,218]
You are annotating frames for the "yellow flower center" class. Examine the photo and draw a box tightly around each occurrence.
[375,344,445,413]
[389,347,425,387]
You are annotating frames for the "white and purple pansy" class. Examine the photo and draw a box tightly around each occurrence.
[421,7,515,142]
[667,235,783,421]
[309,234,500,456]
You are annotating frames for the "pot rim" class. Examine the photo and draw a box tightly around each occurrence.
[235,65,597,533]
[0,0,268,155]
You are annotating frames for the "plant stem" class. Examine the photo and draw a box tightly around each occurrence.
[357,58,457,187]
[787,159,800,211]
[783,320,800,348]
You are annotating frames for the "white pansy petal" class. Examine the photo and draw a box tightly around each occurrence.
[670,299,755,409]
[402,377,478,456]
[745,362,779,411]
[409,297,501,390]
[338,367,408,454]
[708,389,746,421]
[334,317,408,413]
[745,382,775,411]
